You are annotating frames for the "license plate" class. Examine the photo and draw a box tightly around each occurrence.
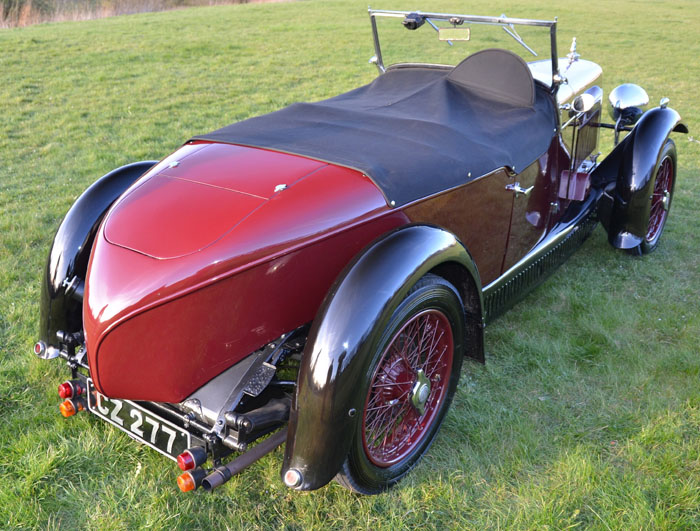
[87,379,191,460]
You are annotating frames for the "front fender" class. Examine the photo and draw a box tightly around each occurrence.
[281,224,483,491]
[39,161,157,349]
[598,106,685,249]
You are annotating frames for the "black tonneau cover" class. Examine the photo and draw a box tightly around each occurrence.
[194,64,556,207]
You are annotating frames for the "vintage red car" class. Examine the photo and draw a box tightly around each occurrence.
[36,9,686,494]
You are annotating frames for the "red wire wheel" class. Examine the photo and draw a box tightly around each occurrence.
[636,139,676,255]
[646,156,673,243]
[362,309,454,467]
[335,274,465,494]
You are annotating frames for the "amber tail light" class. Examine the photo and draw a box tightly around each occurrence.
[59,397,86,418]
[177,468,207,492]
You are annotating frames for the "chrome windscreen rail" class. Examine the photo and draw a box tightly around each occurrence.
[367,8,559,90]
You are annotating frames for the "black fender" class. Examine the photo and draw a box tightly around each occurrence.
[593,106,686,249]
[38,161,157,350]
[281,224,483,490]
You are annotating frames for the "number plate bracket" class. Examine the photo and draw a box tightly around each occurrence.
[86,379,193,461]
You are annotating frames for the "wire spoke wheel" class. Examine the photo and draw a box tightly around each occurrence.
[335,274,465,494]
[646,156,673,243]
[362,309,454,467]
[634,139,676,255]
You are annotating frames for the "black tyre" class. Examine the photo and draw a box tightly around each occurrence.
[634,139,677,254]
[334,274,465,494]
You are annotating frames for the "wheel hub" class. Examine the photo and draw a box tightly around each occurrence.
[662,190,671,211]
[410,369,431,415]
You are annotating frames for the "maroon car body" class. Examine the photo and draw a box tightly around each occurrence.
[36,9,686,495]
[85,134,558,403]
[84,142,397,402]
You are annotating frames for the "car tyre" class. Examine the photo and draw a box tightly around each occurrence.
[631,139,677,255]
[335,273,465,494]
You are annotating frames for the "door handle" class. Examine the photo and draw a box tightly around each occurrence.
[505,182,534,197]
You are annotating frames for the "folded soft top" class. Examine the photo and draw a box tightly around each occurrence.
[194,53,556,207]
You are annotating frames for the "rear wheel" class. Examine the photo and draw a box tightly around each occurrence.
[335,274,465,494]
[634,139,676,254]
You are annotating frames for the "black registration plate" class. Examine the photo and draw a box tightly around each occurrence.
[87,379,191,460]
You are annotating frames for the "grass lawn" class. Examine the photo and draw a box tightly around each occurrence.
[1,0,699,528]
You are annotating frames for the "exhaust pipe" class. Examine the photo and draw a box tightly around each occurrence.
[225,396,291,433]
[201,428,287,492]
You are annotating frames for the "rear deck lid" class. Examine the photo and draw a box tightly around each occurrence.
[104,142,325,259]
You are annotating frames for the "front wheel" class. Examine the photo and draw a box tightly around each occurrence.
[335,274,465,494]
[634,139,677,254]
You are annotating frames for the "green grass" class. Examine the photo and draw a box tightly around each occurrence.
[1,0,699,528]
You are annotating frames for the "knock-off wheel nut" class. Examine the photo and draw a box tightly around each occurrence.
[411,369,431,415]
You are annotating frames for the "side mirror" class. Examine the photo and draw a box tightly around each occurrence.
[572,93,596,114]
[608,83,649,126]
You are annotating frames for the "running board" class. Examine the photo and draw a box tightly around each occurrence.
[483,193,600,321]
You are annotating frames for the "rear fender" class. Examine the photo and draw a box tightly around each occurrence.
[594,107,686,249]
[281,224,483,490]
[39,161,157,348]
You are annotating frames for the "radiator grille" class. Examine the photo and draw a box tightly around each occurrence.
[573,109,600,171]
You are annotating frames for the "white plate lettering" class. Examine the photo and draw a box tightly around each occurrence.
[144,416,159,444]
[109,399,124,426]
[129,409,144,437]
[160,425,177,454]
[86,379,192,461]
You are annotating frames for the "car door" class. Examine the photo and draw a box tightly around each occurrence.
[501,152,557,272]
[404,168,514,286]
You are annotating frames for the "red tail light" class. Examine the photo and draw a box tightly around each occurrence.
[57,380,85,399]
[177,447,207,471]
[177,452,195,471]
[58,383,73,399]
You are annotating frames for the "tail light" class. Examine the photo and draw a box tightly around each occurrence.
[34,341,59,360]
[58,380,85,399]
[177,453,195,471]
[34,341,46,356]
[177,468,207,492]
[59,397,85,418]
[177,447,207,471]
